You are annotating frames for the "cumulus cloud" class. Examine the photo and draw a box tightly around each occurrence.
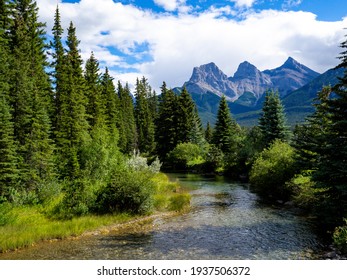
[36,0,347,92]
[153,0,186,12]
[230,0,256,8]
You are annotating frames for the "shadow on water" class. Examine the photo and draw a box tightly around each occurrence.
[0,173,324,260]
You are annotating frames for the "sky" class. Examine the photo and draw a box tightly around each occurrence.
[36,0,347,91]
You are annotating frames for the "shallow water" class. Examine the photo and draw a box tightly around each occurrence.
[0,174,323,260]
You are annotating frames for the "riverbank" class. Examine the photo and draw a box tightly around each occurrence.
[0,173,191,254]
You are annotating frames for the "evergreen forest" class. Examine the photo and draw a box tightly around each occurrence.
[0,1,346,255]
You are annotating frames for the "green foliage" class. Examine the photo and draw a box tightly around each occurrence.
[250,140,296,200]
[259,90,290,146]
[155,83,179,160]
[168,142,206,170]
[333,219,347,254]
[212,95,241,154]
[168,193,191,212]
[0,203,17,226]
[134,77,156,155]
[94,170,155,215]
[286,172,326,210]
[0,97,19,198]
[117,82,137,154]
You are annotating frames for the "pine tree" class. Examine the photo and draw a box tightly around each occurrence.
[84,52,104,128]
[117,82,136,154]
[188,108,206,146]
[7,0,55,188]
[49,5,64,131]
[55,21,89,179]
[134,77,155,155]
[294,86,332,171]
[205,122,213,144]
[259,90,289,146]
[101,67,118,136]
[312,34,347,226]
[176,86,195,144]
[0,97,18,198]
[155,82,179,159]
[212,95,241,153]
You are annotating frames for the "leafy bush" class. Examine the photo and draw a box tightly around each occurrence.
[286,172,327,210]
[168,142,206,170]
[50,180,91,220]
[94,170,155,215]
[249,140,296,200]
[126,151,162,173]
[333,219,347,254]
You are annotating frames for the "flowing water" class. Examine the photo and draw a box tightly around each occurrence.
[0,174,323,260]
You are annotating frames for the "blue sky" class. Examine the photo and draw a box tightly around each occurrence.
[37,0,347,90]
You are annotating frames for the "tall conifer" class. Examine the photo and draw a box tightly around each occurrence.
[134,77,155,155]
[212,95,240,153]
[259,90,289,146]
[155,82,178,159]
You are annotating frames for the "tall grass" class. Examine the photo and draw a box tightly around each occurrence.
[0,206,131,252]
[0,173,190,253]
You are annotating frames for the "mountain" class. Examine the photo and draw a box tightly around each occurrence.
[178,58,342,127]
[184,57,320,108]
[184,62,238,101]
[263,57,321,97]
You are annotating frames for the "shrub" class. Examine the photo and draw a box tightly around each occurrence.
[168,142,206,170]
[94,170,155,215]
[333,219,347,254]
[249,140,296,200]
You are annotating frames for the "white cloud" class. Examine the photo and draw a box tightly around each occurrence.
[153,0,186,12]
[282,0,302,10]
[230,0,256,8]
[36,0,347,92]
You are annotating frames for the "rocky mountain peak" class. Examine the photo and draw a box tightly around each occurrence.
[233,61,260,80]
[189,62,228,83]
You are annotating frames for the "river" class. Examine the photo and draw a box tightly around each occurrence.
[0,173,323,260]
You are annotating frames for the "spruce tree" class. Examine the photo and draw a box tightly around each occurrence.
[55,22,89,179]
[134,77,155,155]
[101,67,118,136]
[294,86,332,171]
[188,108,206,146]
[205,122,213,144]
[0,97,18,198]
[49,5,64,131]
[84,52,104,128]
[212,95,241,153]
[259,90,289,146]
[117,82,137,154]
[176,86,195,144]
[7,0,55,188]
[313,35,347,226]
[155,82,179,160]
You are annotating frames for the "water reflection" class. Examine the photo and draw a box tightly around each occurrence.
[0,173,322,260]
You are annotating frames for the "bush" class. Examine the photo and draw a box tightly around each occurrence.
[287,172,327,210]
[249,140,296,200]
[333,219,347,254]
[49,180,91,220]
[168,142,206,170]
[94,170,155,215]
[168,193,191,212]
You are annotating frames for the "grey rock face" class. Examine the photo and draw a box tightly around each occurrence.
[184,57,320,106]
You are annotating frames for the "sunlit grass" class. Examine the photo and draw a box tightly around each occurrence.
[0,206,132,253]
[0,173,191,253]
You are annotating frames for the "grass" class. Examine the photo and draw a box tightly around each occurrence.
[0,205,132,253]
[0,173,191,253]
